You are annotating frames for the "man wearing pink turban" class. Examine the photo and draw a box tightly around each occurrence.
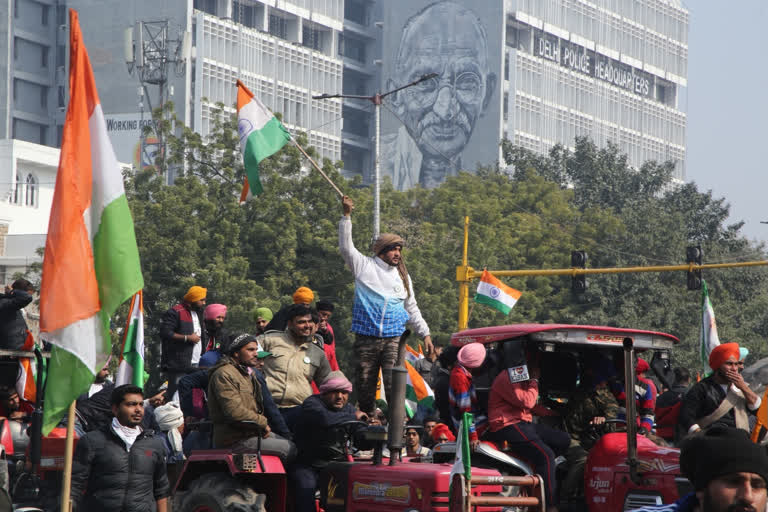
[678,342,760,438]
[449,343,488,450]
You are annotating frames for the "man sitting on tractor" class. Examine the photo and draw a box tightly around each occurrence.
[207,333,296,464]
[562,353,619,498]
[678,342,760,439]
[291,371,368,512]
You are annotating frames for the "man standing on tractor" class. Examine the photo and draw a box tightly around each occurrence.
[291,371,368,512]
[338,195,432,416]
[207,333,296,463]
[159,285,208,400]
[259,304,332,430]
[0,278,35,350]
[629,427,768,512]
[450,343,488,448]
[678,342,760,438]
[70,384,170,512]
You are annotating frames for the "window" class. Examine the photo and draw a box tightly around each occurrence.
[40,87,47,108]
[13,37,18,60]
[13,0,18,18]
[12,79,17,102]
[41,45,49,68]
[12,176,21,204]
[268,14,288,39]
[39,125,47,145]
[42,5,49,26]
[25,174,37,207]
[302,26,324,51]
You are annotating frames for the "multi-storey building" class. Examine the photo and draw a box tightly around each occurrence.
[341,0,688,188]
[0,0,67,148]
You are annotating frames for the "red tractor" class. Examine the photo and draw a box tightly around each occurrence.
[170,360,547,512]
[431,323,689,512]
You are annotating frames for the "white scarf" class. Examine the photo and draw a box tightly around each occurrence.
[111,417,142,451]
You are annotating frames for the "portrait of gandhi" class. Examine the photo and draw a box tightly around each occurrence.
[383,1,497,190]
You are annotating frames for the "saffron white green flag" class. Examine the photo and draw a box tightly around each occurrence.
[449,412,473,498]
[116,291,145,387]
[404,360,435,418]
[237,79,291,202]
[700,280,720,373]
[475,269,522,315]
[39,9,143,434]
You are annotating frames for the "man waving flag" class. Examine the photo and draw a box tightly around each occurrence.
[39,9,143,433]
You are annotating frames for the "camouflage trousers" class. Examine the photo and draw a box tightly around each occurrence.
[354,334,405,414]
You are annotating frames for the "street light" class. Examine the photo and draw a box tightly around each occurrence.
[313,72,438,240]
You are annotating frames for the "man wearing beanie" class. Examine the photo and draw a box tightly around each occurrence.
[264,286,315,332]
[207,333,295,463]
[678,343,760,439]
[339,195,432,415]
[630,427,768,512]
[160,286,209,400]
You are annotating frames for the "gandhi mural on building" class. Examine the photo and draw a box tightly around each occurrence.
[382,1,497,190]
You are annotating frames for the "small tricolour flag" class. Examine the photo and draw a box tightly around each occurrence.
[116,291,145,387]
[700,280,720,374]
[474,269,521,315]
[236,80,292,202]
[375,367,386,403]
[39,9,143,434]
[449,412,473,499]
[16,330,37,403]
[404,360,435,417]
[404,344,423,366]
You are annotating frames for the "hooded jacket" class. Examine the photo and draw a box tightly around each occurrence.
[70,424,169,512]
[207,355,268,447]
[0,289,33,350]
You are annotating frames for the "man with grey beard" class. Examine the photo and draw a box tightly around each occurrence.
[259,304,331,431]
[382,1,497,189]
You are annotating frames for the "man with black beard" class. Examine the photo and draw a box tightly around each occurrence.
[259,304,331,431]
[159,286,209,400]
[629,427,768,512]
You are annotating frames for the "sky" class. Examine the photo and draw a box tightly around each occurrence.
[686,1,768,244]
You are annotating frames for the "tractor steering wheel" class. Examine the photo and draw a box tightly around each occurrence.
[582,418,627,445]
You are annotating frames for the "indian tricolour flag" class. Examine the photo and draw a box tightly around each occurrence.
[404,360,435,418]
[449,412,473,499]
[700,280,720,373]
[39,9,143,434]
[404,344,423,366]
[115,291,145,387]
[236,80,292,202]
[475,269,522,315]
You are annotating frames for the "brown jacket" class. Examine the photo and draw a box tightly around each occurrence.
[259,330,331,408]
[207,356,268,448]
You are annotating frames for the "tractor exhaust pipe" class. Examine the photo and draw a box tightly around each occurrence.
[623,338,641,485]
[386,330,410,465]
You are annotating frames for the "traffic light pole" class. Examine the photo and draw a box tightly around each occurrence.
[456,216,768,330]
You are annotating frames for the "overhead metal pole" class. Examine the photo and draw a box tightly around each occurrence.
[313,73,438,241]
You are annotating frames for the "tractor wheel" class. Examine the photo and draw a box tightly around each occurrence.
[174,473,266,512]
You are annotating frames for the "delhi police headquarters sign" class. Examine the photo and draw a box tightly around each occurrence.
[534,30,654,99]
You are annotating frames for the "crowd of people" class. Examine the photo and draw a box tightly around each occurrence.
[2,199,768,512]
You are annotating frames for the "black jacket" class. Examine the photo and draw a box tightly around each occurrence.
[159,303,207,371]
[0,289,33,350]
[677,375,755,439]
[71,424,169,512]
[294,394,360,468]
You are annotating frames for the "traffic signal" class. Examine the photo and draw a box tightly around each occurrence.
[571,250,587,293]
[686,246,702,290]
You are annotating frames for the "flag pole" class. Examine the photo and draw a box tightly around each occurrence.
[289,136,344,198]
[60,400,77,512]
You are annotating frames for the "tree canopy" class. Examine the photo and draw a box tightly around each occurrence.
[120,106,768,387]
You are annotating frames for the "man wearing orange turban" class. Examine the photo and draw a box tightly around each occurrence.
[678,342,760,439]
[159,285,208,399]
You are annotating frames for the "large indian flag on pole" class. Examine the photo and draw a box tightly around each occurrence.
[39,9,143,434]
[236,80,292,202]
[115,291,145,387]
[475,269,522,315]
[700,280,720,373]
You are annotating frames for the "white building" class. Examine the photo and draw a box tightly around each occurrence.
[0,139,59,283]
